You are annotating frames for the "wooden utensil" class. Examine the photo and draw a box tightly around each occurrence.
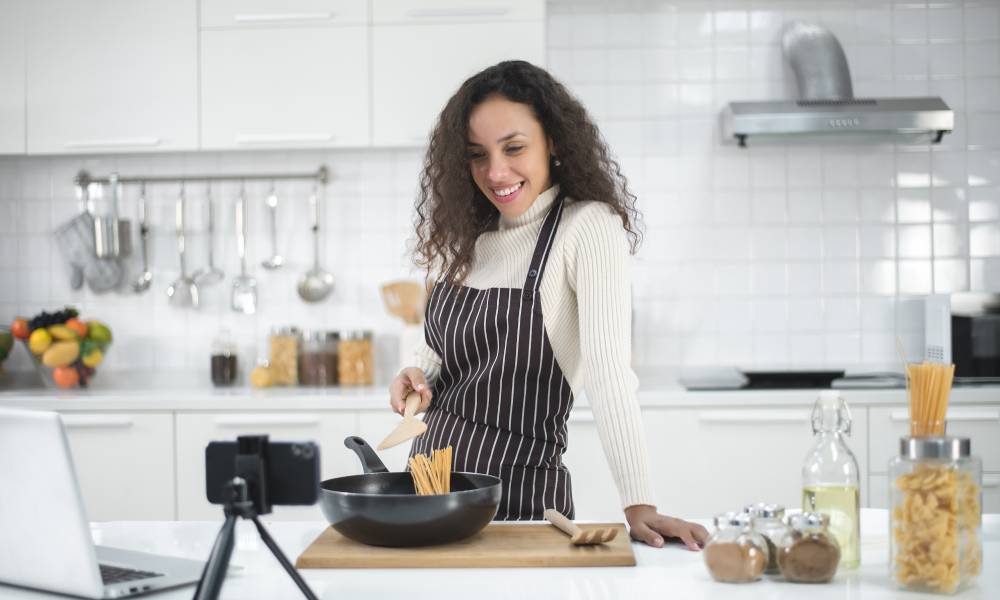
[376,391,427,450]
[381,281,423,325]
[544,509,619,546]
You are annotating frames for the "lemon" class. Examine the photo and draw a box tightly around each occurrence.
[28,328,52,355]
[250,366,274,388]
[82,349,103,368]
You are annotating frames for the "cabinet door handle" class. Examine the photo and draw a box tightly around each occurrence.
[568,411,595,423]
[213,415,321,427]
[61,415,134,429]
[236,134,334,145]
[698,410,806,424]
[984,475,1000,489]
[889,410,1000,422]
[64,138,161,149]
[235,12,334,23]
[405,7,511,18]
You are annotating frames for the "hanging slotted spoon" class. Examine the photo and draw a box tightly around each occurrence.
[231,186,257,314]
[261,183,284,269]
[166,187,199,309]
[193,184,224,286]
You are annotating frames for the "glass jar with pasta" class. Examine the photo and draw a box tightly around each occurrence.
[338,330,374,386]
[889,437,982,594]
[269,326,301,386]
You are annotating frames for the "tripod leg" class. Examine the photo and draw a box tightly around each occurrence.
[250,516,319,600]
[192,514,239,600]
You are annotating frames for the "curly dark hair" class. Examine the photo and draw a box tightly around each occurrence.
[414,60,642,283]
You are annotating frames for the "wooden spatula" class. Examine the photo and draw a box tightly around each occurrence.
[544,509,619,545]
[381,281,423,325]
[377,391,428,450]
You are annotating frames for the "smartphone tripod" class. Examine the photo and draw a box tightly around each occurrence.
[192,436,318,600]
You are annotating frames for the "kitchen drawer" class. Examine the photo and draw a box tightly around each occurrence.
[643,406,870,518]
[869,406,1000,473]
[869,473,1000,513]
[175,412,358,520]
[562,409,622,521]
[373,0,543,24]
[62,412,175,520]
[201,0,367,28]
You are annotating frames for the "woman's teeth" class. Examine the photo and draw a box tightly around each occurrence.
[495,182,523,197]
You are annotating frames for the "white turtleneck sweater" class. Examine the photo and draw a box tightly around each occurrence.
[411,185,654,510]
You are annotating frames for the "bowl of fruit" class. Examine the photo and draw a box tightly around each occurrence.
[0,326,13,372]
[10,308,113,389]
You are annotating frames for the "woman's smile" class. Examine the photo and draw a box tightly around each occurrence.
[491,181,523,204]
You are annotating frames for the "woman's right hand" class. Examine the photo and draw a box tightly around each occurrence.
[389,367,433,416]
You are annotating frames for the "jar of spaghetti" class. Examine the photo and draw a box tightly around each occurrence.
[889,437,981,594]
[268,326,301,386]
[338,330,373,385]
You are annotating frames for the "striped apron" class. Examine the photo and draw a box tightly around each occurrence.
[410,192,575,520]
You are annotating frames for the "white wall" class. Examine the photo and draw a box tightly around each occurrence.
[1,0,999,377]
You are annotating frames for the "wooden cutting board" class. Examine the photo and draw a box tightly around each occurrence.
[295,523,636,569]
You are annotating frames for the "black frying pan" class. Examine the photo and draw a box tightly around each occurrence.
[319,436,502,547]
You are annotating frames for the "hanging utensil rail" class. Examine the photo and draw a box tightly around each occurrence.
[74,166,329,188]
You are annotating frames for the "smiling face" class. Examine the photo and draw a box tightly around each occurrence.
[466,95,553,220]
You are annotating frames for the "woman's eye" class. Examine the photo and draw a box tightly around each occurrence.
[505,146,524,154]
[466,151,485,161]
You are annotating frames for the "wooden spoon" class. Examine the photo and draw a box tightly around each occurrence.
[544,509,619,546]
[381,281,423,325]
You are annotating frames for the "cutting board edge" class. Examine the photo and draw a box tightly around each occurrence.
[296,556,637,569]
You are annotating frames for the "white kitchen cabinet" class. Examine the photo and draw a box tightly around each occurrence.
[869,473,1000,513]
[61,412,175,521]
[562,409,622,521]
[25,0,198,154]
[175,412,359,520]
[200,26,369,149]
[372,0,544,24]
[868,406,1000,474]
[201,0,367,28]
[371,13,545,146]
[643,406,870,518]
[0,0,25,154]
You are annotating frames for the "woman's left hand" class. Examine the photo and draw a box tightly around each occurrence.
[624,504,709,551]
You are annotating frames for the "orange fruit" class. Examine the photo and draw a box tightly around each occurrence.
[65,318,88,338]
[53,366,79,388]
[11,318,29,340]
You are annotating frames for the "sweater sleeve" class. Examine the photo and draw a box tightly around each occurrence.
[411,335,442,384]
[568,204,656,510]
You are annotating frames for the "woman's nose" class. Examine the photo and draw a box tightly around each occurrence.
[486,155,510,182]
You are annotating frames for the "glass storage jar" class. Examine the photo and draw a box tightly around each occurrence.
[299,330,339,386]
[338,330,374,385]
[889,436,982,595]
[776,512,841,583]
[269,326,301,386]
[210,329,238,387]
[743,503,789,575]
[703,512,769,583]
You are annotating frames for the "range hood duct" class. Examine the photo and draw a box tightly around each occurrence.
[721,22,953,147]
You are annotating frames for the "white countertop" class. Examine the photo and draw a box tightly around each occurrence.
[0,368,998,411]
[0,510,997,599]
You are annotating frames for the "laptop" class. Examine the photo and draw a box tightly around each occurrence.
[0,408,204,598]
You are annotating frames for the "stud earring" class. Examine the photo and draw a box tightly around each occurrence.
[554,158,562,167]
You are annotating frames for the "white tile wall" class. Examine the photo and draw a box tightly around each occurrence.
[1,0,999,376]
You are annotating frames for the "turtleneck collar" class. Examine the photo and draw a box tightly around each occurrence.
[498,185,561,231]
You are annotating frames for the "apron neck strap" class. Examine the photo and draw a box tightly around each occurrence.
[523,192,567,293]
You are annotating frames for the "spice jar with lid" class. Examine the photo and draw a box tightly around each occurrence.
[338,330,374,385]
[210,329,238,387]
[703,512,769,583]
[743,503,789,575]
[889,436,982,595]
[776,512,841,583]
[299,330,339,386]
[269,326,301,386]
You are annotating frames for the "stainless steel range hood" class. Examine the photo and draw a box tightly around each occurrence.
[721,23,954,147]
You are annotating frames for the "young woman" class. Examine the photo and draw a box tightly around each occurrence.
[389,61,708,550]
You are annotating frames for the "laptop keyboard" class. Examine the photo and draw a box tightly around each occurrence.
[99,564,164,585]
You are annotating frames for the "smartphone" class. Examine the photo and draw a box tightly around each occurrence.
[205,439,320,506]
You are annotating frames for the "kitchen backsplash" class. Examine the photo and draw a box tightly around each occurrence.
[1,0,999,375]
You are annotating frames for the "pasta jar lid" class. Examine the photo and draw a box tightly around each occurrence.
[743,502,785,519]
[900,436,970,460]
[714,511,752,530]
[341,330,373,340]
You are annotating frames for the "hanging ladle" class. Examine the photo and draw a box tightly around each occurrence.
[193,183,225,286]
[297,184,334,303]
[231,183,258,314]
[166,185,199,309]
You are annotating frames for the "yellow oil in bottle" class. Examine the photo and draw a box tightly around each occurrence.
[803,485,860,569]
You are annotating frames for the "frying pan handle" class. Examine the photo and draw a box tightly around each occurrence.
[344,436,389,474]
